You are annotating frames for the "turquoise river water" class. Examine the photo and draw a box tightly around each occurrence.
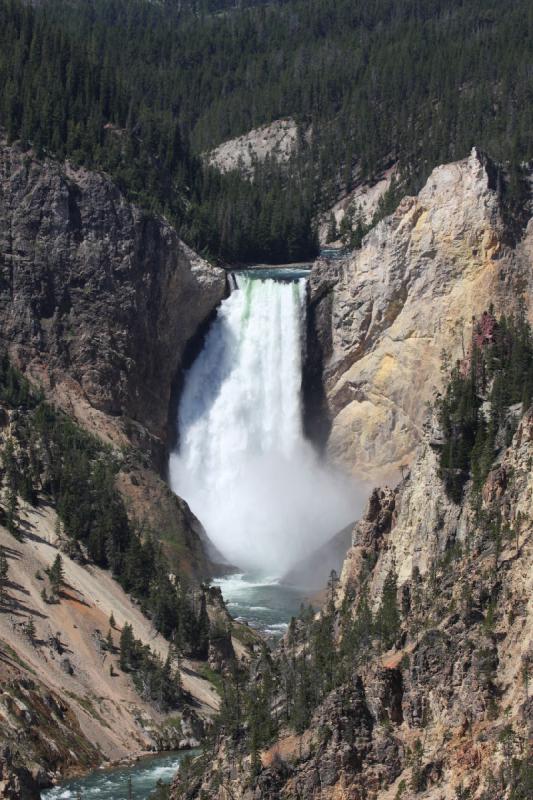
[41,751,198,800]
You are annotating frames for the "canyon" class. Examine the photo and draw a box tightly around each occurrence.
[175,404,532,799]
[0,136,531,800]
[0,140,229,797]
[168,150,533,799]
[0,2,531,799]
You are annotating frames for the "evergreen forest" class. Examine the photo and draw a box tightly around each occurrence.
[0,0,532,262]
[437,309,533,502]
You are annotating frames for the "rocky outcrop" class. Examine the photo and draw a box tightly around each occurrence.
[317,165,398,246]
[0,677,100,797]
[116,464,211,579]
[308,149,533,481]
[0,139,226,465]
[205,118,302,177]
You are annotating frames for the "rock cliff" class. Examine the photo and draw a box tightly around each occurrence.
[0,139,227,579]
[317,165,397,247]
[173,406,533,800]
[0,139,226,462]
[307,149,533,482]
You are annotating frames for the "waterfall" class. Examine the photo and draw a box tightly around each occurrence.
[169,272,358,575]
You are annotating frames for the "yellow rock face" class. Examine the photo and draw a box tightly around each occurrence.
[310,149,533,482]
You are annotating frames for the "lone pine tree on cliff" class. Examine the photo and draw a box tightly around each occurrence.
[0,546,8,603]
[48,553,64,598]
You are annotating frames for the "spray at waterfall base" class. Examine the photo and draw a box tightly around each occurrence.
[170,271,362,578]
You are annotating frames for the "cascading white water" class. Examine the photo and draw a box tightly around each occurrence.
[169,272,358,576]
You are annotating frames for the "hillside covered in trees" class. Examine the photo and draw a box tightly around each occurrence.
[0,0,532,261]
[0,355,211,657]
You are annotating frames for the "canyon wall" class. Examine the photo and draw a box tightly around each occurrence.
[0,140,226,462]
[0,140,227,579]
[0,498,220,797]
[175,407,533,799]
[308,149,533,482]
[283,410,533,799]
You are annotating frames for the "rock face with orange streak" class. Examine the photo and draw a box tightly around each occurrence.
[306,149,533,482]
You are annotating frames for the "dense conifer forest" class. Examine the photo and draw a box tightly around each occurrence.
[0,0,532,262]
[438,309,533,502]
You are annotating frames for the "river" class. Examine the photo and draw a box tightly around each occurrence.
[41,751,198,800]
[213,573,315,637]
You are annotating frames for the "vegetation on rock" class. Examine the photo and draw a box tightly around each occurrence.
[437,308,533,502]
[0,355,212,673]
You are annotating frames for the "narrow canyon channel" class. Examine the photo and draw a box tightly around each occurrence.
[212,573,311,637]
[42,265,356,798]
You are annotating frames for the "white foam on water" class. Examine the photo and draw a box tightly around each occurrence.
[170,274,361,576]
[41,752,196,800]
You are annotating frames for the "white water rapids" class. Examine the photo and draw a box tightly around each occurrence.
[169,271,359,576]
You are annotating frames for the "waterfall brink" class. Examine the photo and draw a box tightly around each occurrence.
[169,272,358,576]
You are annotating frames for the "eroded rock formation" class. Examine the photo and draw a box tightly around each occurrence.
[0,139,226,463]
[0,139,227,579]
[308,149,533,482]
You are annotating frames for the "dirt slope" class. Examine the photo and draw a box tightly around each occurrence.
[0,499,219,777]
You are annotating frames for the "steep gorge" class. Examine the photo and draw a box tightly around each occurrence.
[0,141,230,796]
[173,396,533,800]
[168,151,533,800]
[0,134,532,800]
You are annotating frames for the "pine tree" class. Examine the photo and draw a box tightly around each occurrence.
[195,592,210,660]
[48,554,64,598]
[119,623,135,671]
[376,571,400,650]
[0,546,8,603]
[326,213,337,243]
[25,616,36,644]
[4,484,20,540]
